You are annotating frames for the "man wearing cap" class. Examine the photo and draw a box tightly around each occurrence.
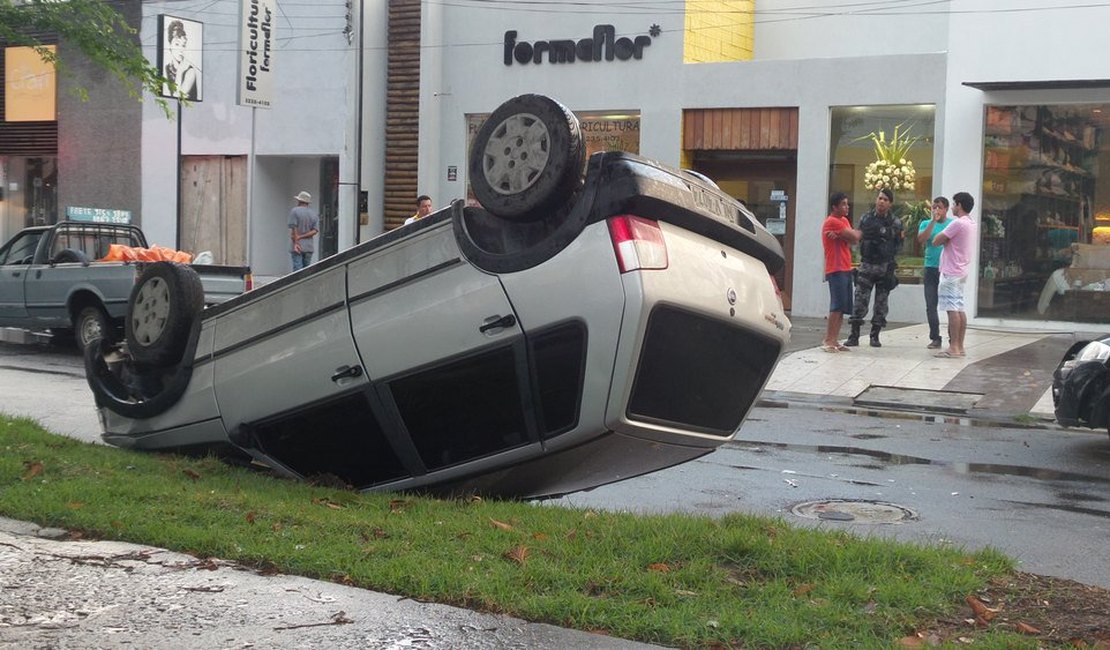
[845,187,903,347]
[289,190,319,271]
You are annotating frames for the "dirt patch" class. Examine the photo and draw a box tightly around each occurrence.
[910,572,1110,647]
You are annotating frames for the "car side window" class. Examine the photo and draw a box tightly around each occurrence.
[529,322,586,437]
[389,345,531,470]
[250,393,409,489]
[0,232,42,265]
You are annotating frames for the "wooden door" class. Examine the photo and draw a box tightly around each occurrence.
[684,107,798,310]
[180,156,248,265]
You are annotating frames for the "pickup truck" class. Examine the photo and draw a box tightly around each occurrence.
[0,221,252,351]
[86,94,790,499]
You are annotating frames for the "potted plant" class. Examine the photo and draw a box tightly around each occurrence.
[898,199,933,256]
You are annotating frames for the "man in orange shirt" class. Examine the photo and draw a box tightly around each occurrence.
[821,192,861,352]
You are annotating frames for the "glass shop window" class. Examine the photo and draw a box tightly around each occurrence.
[828,105,936,284]
[981,104,1110,323]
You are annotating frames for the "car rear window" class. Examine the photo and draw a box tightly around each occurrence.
[628,305,782,434]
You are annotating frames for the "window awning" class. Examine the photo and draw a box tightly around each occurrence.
[963,79,1110,91]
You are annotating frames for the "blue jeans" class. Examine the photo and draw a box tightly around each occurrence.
[924,266,940,341]
[291,251,313,271]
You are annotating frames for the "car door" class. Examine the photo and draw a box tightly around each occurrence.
[204,263,413,489]
[0,230,43,323]
[346,222,534,472]
[24,233,116,325]
[210,264,370,438]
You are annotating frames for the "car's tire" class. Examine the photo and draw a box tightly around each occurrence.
[54,248,90,265]
[74,305,113,354]
[469,94,585,221]
[126,262,204,367]
[84,337,195,420]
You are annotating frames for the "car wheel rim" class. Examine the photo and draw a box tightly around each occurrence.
[481,112,550,196]
[80,315,102,346]
[131,277,171,345]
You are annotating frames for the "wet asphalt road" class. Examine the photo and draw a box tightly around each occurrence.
[555,405,1110,589]
[3,339,1110,590]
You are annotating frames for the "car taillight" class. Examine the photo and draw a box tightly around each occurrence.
[770,274,785,311]
[607,215,668,273]
[244,273,254,292]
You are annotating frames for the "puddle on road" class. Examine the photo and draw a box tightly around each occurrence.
[1006,499,1110,520]
[727,464,883,487]
[1055,491,1108,503]
[735,440,1110,485]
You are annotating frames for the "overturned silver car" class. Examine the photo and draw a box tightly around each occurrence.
[85,94,790,498]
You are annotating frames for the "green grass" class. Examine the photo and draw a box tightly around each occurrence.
[1011,413,1041,425]
[0,414,1039,648]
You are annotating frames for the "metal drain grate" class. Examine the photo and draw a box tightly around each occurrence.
[854,385,983,414]
[790,499,918,524]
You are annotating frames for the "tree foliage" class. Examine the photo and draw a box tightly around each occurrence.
[0,0,168,113]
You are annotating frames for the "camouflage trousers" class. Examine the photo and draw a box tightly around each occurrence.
[849,261,895,329]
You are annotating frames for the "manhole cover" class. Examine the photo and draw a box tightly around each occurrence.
[790,499,917,524]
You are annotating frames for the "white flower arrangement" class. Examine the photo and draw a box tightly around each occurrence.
[864,158,917,192]
[860,124,920,192]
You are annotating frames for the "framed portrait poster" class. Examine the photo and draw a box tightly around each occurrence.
[157,15,203,101]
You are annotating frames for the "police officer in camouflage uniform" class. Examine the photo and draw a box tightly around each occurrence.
[845,187,903,348]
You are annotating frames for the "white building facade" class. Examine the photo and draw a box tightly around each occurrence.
[139,0,374,279]
[406,0,1110,330]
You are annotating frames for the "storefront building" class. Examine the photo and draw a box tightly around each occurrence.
[1,1,367,280]
[0,11,143,248]
[138,0,367,278]
[409,0,1110,330]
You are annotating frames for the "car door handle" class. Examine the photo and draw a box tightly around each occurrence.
[330,365,363,382]
[479,314,516,333]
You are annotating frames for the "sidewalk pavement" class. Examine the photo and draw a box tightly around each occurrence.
[768,315,1094,423]
[0,517,658,648]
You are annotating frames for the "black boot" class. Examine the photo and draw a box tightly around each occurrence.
[869,325,882,347]
[844,323,861,347]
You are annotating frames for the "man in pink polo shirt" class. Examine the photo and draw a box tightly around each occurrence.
[932,191,977,358]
